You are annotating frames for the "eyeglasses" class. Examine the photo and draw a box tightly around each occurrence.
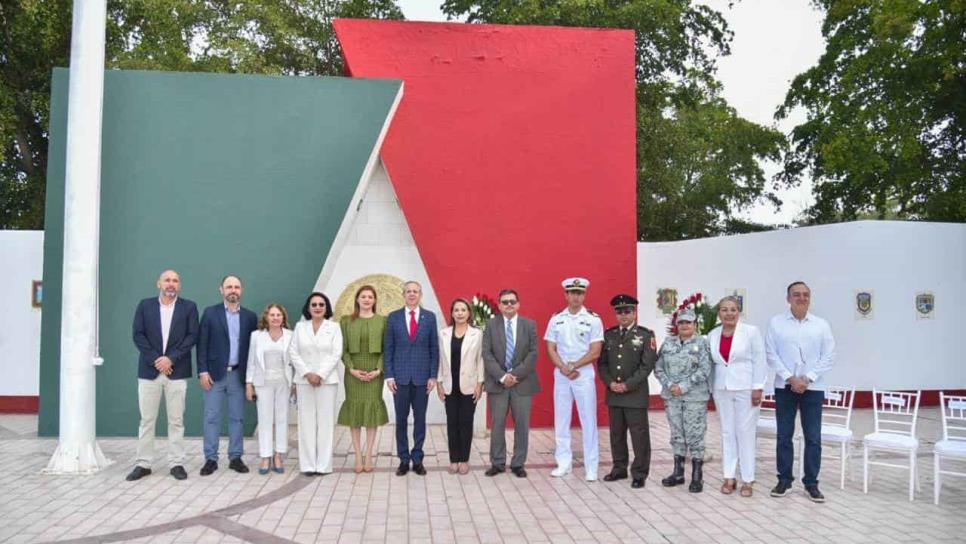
[500,299,518,305]
[310,302,326,308]
[615,308,634,315]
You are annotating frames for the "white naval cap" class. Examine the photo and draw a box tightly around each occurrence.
[561,277,590,292]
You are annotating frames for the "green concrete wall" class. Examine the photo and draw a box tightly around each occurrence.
[39,69,400,437]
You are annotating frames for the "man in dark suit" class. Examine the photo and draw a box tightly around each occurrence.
[481,288,539,478]
[127,269,199,482]
[384,280,439,476]
[598,294,657,488]
[197,274,258,475]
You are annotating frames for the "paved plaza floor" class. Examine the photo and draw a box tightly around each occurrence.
[0,407,962,543]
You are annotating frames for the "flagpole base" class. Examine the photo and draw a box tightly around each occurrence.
[43,441,113,474]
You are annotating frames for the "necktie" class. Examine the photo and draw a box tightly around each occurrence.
[408,310,417,340]
[505,320,515,371]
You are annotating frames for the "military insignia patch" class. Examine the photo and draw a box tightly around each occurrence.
[854,290,873,320]
[915,292,935,319]
[631,335,643,347]
[650,337,657,350]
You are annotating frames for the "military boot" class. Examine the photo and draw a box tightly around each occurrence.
[661,455,686,487]
[688,458,704,493]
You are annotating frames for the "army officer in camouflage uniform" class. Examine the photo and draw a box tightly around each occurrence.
[654,308,712,492]
[598,294,657,489]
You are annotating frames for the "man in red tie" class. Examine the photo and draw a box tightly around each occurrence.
[384,281,439,476]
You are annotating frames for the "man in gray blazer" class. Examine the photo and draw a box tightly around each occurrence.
[482,288,540,478]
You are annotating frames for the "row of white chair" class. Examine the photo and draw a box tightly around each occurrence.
[756,387,966,503]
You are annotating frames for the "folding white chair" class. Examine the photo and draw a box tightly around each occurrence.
[797,385,855,489]
[757,393,778,436]
[934,392,966,504]
[863,389,921,501]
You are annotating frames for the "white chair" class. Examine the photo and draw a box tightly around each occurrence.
[863,389,921,501]
[934,392,966,504]
[797,385,855,489]
[757,393,778,436]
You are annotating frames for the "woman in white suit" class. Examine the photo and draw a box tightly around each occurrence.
[288,292,343,476]
[707,296,767,496]
[436,298,484,475]
[245,303,294,475]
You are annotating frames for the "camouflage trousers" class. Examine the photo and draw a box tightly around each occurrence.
[665,398,708,459]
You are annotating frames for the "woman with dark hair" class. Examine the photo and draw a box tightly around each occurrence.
[337,285,389,473]
[436,298,484,474]
[288,292,342,476]
[245,303,293,475]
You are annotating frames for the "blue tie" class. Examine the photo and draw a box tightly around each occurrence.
[505,320,515,371]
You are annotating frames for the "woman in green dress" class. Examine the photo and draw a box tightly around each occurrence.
[338,285,389,473]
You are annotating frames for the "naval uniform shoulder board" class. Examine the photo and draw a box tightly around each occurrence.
[586,308,599,317]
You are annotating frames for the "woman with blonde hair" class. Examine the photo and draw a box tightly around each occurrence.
[337,285,389,473]
[245,303,293,475]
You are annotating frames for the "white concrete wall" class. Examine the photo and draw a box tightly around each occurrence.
[0,230,44,396]
[638,221,966,392]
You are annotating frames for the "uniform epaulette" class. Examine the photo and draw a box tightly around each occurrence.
[586,308,598,317]
[552,307,567,317]
[637,325,654,334]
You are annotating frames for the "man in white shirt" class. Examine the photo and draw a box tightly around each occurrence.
[765,281,836,502]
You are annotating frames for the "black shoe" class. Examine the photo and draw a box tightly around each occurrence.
[412,463,427,476]
[661,455,686,487]
[771,480,793,497]
[396,462,410,476]
[603,471,627,482]
[485,466,506,477]
[125,466,151,481]
[805,485,825,503]
[229,458,249,474]
[170,465,187,480]
[688,459,704,493]
[511,467,527,478]
[301,471,314,477]
[200,459,218,476]
[631,478,645,489]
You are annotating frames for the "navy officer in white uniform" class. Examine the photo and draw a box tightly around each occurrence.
[545,277,604,481]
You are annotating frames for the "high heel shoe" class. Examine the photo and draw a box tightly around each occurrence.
[273,454,284,474]
[363,453,374,473]
[258,457,271,475]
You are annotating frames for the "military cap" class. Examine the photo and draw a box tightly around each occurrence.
[610,294,638,309]
[561,277,589,292]
[675,308,696,323]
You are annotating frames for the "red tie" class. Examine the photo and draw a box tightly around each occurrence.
[408,310,417,340]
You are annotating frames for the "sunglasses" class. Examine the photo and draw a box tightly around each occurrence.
[500,299,518,305]
[310,302,326,308]
[615,308,635,315]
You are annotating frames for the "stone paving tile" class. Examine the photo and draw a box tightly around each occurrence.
[0,408,963,543]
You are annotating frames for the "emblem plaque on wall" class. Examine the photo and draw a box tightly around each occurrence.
[656,288,678,315]
[724,288,747,315]
[915,292,935,320]
[854,290,873,320]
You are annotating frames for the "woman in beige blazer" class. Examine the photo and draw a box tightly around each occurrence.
[437,298,484,474]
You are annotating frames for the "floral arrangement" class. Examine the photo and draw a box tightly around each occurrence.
[470,293,498,330]
[667,292,720,336]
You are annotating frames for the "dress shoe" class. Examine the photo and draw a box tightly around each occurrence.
[631,478,646,489]
[396,462,410,476]
[412,463,427,476]
[485,466,505,477]
[169,465,188,480]
[550,465,571,478]
[125,466,151,481]
[229,458,249,473]
[200,459,218,476]
[603,471,627,482]
[585,472,598,482]
[511,467,528,478]
[301,471,315,477]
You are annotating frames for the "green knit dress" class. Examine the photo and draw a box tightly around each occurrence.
[337,314,389,427]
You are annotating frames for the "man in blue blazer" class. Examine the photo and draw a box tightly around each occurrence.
[384,280,439,476]
[196,275,258,475]
[127,269,199,482]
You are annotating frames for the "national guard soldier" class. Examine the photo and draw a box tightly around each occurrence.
[654,308,712,492]
[598,294,657,488]
[545,277,604,481]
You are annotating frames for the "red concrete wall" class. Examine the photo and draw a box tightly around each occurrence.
[335,19,637,427]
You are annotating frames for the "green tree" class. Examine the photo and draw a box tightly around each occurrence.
[442,0,786,241]
[778,0,966,223]
[0,0,403,229]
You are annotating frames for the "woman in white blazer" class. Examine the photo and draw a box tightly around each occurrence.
[288,292,343,476]
[707,296,767,496]
[245,303,294,475]
[436,298,484,475]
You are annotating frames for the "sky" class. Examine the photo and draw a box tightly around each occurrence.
[396,0,826,225]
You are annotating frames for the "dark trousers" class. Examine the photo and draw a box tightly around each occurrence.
[609,405,651,480]
[393,383,429,464]
[489,389,532,469]
[775,386,824,486]
[444,389,476,463]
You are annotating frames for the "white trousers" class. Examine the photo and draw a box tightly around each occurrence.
[136,375,186,469]
[255,382,289,458]
[296,383,337,473]
[553,368,599,475]
[714,389,760,482]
